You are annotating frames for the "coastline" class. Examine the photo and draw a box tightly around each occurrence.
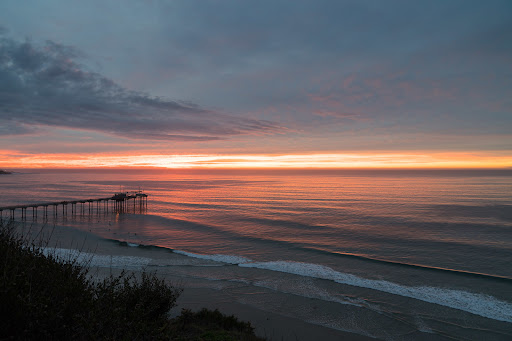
[173,287,375,341]
[21,222,376,341]
[2,170,511,340]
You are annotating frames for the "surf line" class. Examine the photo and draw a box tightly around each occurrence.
[321,249,512,282]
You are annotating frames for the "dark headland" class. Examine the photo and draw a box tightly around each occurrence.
[0,170,12,174]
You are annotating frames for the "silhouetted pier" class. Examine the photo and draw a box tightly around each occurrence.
[0,192,148,220]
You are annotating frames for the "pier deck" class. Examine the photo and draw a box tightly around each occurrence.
[0,192,148,219]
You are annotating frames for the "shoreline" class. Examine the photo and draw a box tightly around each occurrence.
[173,287,375,341]
[19,221,376,341]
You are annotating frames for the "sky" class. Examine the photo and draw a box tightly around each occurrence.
[0,0,511,168]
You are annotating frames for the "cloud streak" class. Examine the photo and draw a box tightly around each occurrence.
[0,1,510,159]
[2,150,511,169]
[0,33,284,141]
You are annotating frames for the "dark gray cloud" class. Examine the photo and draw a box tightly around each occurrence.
[139,0,512,130]
[0,0,511,154]
[0,34,284,140]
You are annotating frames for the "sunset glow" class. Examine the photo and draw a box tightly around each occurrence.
[0,1,510,170]
[1,3,512,339]
[1,150,511,169]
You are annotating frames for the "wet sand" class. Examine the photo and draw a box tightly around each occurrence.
[173,286,375,341]
[17,222,376,340]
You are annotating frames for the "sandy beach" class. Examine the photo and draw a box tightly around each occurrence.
[3,1,512,338]
[173,287,375,341]
[21,222,375,341]
[4,169,511,340]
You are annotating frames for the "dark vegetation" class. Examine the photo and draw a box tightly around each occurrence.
[170,309,263,341]
[0,221,264,340]
[0,169,11,174]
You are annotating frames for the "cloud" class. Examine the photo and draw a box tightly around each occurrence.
[312,110,367,121]
[0,34,284,141]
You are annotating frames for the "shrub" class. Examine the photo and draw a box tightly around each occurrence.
[0,221,264,340]
[169,308,264,341]
[0,221,181,340]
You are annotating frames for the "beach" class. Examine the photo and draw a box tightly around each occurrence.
[2,169,512,340]
[25,222,374,341]
[3,1,512,338]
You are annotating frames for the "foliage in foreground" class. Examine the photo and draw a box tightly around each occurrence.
[170,308,263,341]
[0,222,264,340]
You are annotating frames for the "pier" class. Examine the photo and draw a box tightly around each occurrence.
[0,192,148,220]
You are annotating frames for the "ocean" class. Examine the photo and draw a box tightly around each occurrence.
[1,169,511,340]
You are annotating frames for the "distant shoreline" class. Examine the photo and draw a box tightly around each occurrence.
[0,170,12,175]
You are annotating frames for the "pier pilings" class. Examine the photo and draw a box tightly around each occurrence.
[0,192,148,222]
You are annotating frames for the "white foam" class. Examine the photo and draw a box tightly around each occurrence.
[414,316,435,334]
[127,243,139,247]
[251,278,363,308]
[239,261,512,323]
[174,250,251,264]
[43,247,152,269]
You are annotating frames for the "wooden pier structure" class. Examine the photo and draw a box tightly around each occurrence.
[0,192,148,220]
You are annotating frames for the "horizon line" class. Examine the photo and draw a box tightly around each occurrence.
[5,166,512,172]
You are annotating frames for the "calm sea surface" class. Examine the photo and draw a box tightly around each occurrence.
[1,169,511,340]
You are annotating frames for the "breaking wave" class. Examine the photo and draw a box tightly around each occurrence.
[239,261,512,323]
